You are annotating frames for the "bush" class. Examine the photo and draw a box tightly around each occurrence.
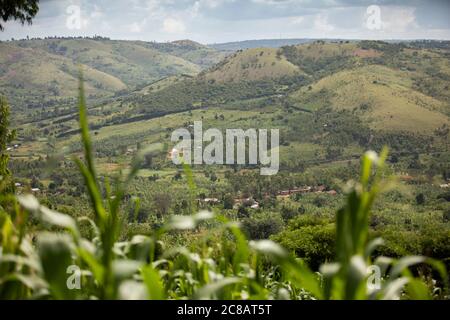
[237,205,250,218]
[416,193,426,205]
[280,205,298,222]
[272,221,335,270]
[443,209,450,223]
[241,213,283,240]
[313,195,327,208]
[223,194,234,210]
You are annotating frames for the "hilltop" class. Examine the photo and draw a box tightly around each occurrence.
[210,38,315,52]
[201,47,303,82]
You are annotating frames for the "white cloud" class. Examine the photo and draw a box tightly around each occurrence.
[129,22,142,33]
[162,18,186,33]
[381,7,418,32]
[314,14,334,33]
[291,16,305,25]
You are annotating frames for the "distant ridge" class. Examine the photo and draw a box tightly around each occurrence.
[209,39,317,51]
[208,38,450,52]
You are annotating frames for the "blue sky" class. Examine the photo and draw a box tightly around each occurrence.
[1,0,449,43]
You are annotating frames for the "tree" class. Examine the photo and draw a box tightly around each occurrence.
[153,193,171,218]
[415,193,426,205]
[223,194,234,210]
[0,0,40,31]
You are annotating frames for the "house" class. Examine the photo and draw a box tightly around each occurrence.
[233,197,258,209]
[168,148,185,160]
[250,202,260,210]
[276,187,313,198]
[400,175,414,182]
[31,188,40,193]
[314,185,327,193]
[203,198,220,205]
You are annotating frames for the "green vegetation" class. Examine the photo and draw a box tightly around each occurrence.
[0,84,447,300]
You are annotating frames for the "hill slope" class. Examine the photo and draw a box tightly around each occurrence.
[0,38,226,122]
[14,38,202,87]
[201,47,303,83]
[290,64,449,133]
[0,43,127,116]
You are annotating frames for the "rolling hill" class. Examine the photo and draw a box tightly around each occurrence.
[141,39,227,68]
[0,37,225,123]
[0,42,127,119]
[201,47,303,83]
[290,64,449,133]
[13,38,203,87]
[209,39,315,52]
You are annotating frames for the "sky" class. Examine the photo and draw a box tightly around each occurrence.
[1,0,449,43]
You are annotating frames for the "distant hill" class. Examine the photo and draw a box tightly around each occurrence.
[201,47,303,83]
[133,39,227,69]
[291,64,449,133]
[0,42,127,119]
[209,39,316,52]
[13,38,202,87]
[0,37,225,121]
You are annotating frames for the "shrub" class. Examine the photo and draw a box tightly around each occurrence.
[280,205,298,222]
[443,208,450,223]
[416,193,426,205]
[273,220,335,270]
[222,194,234,210]
[242,213,284,240]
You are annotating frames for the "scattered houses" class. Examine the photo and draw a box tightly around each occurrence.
[233,197,259,210]
[202,198,220,205]
[168,147,185,160]
[276,185,336,199]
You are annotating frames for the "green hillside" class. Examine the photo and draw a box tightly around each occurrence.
[15,38,202,87]
[0,37,226,123]
[141,39,227,68]
[290,64,449,132]
[201,47,303,83]
[0,42,127,121]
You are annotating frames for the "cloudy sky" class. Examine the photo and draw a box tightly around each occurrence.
[1,0,449,43]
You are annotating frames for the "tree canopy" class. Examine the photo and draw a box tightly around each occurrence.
[0,0,39,31]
